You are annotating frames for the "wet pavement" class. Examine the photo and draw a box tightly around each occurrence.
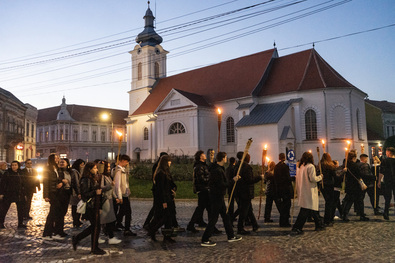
[1,188,395,263]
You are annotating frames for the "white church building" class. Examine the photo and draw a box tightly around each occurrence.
[126,6,368,164]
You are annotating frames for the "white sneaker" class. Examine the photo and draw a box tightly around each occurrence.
[98,237,106,244]
[108,237,122,245]
[42,236,52,240]
[52,234,65,240]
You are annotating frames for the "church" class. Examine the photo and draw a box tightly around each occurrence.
[126,6,368,164]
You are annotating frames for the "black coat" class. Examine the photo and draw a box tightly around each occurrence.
[0,168,24,202]
[273,161,292,199]
[321,164,336,186]
[380,157,395,186]
[235,161,262,200]
[43,167,62,199]
[153,170,173,205]
[193,161,210,193]
[208,163,228,199]
[358,162,376,188]
[263,171,274,197]
[345,161,362,194]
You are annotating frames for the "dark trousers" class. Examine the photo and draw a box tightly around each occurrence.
[104,221,115,238]
[342,192,364,218]
[227,187,236,219]
[143,199,155,227]
[116,197,131,230]
[43,197,64,237]
[71,205,82,226]
[0,199,24,225]
[148,201,173,236]
[188,190,210,226]
[277,197,291,226]
[237,198,257,230]
[322,186,335,224]
[202,196,234,242]
[264,194,275,220]
[75,210,101,251]
[384,183,395,216]
[56,191,70,235]
[364,186,379,211]
[24,192,34,217]
[333,190,342,218]
[293,207,321,231]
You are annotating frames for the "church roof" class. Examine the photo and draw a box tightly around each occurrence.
[174,89,211,107]
[135,6,163,47]
[236,99,299,127]
[258,49,356,96]
[38,104,128,124]
[365,99,395,114]
[131,48,359,117]
[132,49,275,116]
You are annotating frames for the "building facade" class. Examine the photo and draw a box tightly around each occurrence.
[37,97,128,162]
[0,87,38,162]
[126,6,369,164]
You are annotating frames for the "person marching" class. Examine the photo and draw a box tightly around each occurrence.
[201,152,242,246]
[72,162,105,255]
[263,161,276,223]
[291,152,324,235]
[147,155,177,242]
[358,154,379,215]
[235,153,263,235]
[0,161,26,229]
[273,153,293,227]
[187,150,211,233]
[21,159,41,220]
[70,159,84,228]
[320,153,339,227]
[379,147,395,220]
[225,157,237,223]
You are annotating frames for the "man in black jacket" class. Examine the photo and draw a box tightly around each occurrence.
[187,150,211,233]
[359,154,379,215]
[21,159,41,220]
[379,147,395,220]
[201,152,242,247]
[235,153,263,234]
[273,153,293,227]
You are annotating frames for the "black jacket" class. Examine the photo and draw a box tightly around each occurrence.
[208,163,228,199]
[43,167,62,199]
[0,168,24,202]
[263,170,274,197]
[193,161,210,193]
[358,162,376,187]
[380,157,395,186]
[345,161,362,194]
[273,161,292,199]
[153,170,173,205]
[235,161,262,200]
[321,164,336,187]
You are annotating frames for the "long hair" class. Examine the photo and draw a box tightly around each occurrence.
[298,152,314,168]
[153,155,171,183]
[268,161,275,172]
[321,153,337,170]
[48,154,58,171]
[82,162,97,179]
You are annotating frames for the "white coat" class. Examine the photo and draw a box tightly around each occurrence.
[296,163,322,211]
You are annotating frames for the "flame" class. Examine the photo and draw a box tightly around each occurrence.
[264,144,268,150]
[266,157,270,162]
[347,140,351,145]
[321,139,325,144]
[345,147,348,151]
[308,150,312,153]
[217,108,222,114]
[116,130,123,137]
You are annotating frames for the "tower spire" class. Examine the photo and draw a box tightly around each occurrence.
[135,3,162,47]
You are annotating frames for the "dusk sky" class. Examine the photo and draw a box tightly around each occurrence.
[1,0,394,111]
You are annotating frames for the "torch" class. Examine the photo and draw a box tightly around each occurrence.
[217,108,222,153]
[321,139,326,153]
[258,144,268,220]
[361,144,365,154]
[116,130,123,165]
[317,146,324,189]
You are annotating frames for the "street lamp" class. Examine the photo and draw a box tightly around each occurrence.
[101,112,114,162]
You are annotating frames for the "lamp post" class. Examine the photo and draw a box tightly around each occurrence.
[101,113,114,162]
[217,108,222,153]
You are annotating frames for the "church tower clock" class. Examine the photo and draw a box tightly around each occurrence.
[128,2,168,115]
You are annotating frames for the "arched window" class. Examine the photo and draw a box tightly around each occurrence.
[169,122,186,134]
[356,109,363,140]
[305,109,317,140]
[143,127,149,140]
[155,62,160,79]
[138,62,142,80]
[226,117,235,143]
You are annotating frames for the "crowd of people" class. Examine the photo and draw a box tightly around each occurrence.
[0,146,394,253]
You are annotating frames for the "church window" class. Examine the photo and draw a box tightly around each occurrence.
[170,99,180,106]
[138,62,142,80]
[305,109,317,140]
[155,62,160,79]
[226,117,235,143]
[143,127,149,140]
[169,122,186,134]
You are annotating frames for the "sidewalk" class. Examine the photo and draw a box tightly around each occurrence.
[0,189,394,263]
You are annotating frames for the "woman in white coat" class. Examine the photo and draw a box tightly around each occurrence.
[291,152,324,235]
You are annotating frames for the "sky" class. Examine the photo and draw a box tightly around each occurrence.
[1,0,394,111]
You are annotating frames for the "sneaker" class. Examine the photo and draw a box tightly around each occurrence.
[42,235,52,241]
[52,234,65,240]
[108,237,122,245]
[360,216,370,221]
[173,227,185,232]
[237,229,251,235]
[98,237,106,244]
[91,248,106,255]
[290,228,304,236]
[201,240,216,247]
[72,236,78,251]
[228,236,242,242]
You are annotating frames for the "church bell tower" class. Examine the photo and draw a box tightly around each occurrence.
[128,2,168,115]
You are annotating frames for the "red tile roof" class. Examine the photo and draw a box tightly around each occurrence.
[132,49,275,116]
[38,105,128,124]
[132,48,358,116]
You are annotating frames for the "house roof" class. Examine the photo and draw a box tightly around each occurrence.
[0,87,25,106]
[174,89,211,107]
[132,49,275,116]
[258,49,356,96]
[365,99,395,114]
[131,48,360,117]
[236,99,297,127]
[38,105,128,124]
